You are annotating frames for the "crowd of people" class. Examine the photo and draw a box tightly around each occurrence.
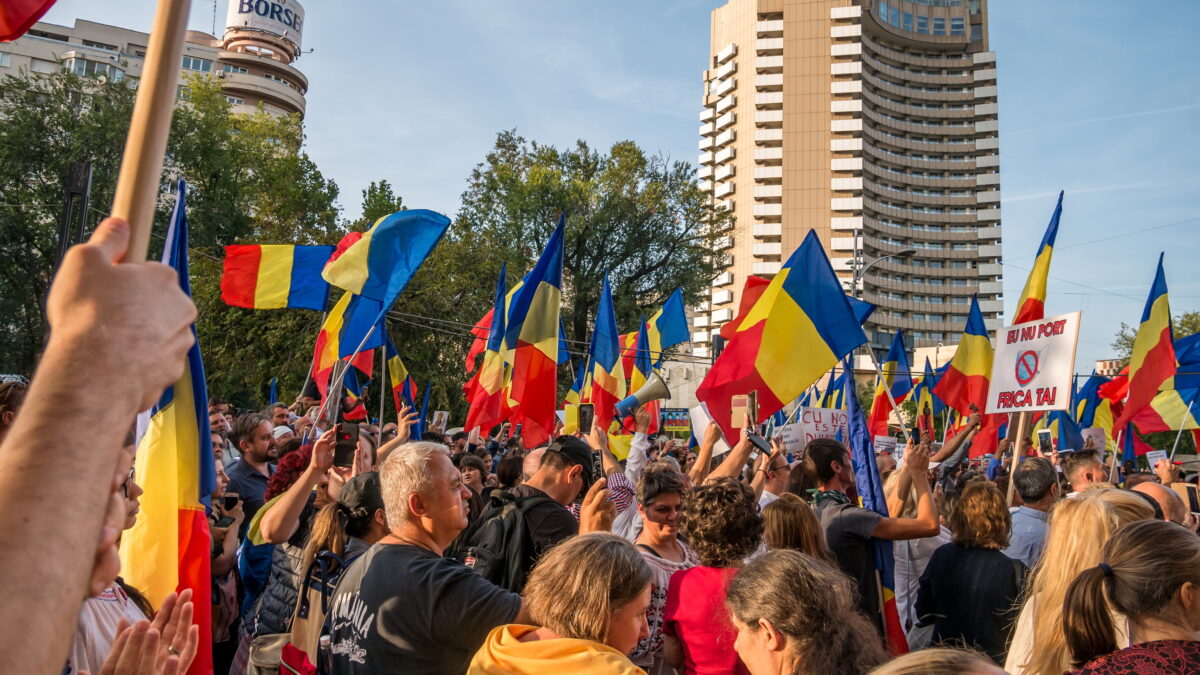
[4,219,1200,675]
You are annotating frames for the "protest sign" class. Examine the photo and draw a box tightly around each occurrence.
[776,407,848,454]
[987,311,1081,414]
[660,407,691,440]
[1081,426,1107,451]
[874,435,898,456]
[1146,449,1168,470]
[431,410,450,431]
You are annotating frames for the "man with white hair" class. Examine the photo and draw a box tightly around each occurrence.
[325,442,530,674]
[521,447,546,482]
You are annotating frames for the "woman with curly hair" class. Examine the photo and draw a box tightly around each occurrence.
[725,549,888,675]
[663,477,763,674]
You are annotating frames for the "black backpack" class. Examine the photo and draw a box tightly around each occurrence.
[445,490,556,593]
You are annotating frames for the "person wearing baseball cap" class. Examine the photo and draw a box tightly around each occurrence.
[508,435,599,567]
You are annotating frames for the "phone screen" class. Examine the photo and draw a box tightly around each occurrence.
[223,494,239,511]
[215,516,235,528]
[730,395,750,429]
[578,404,595,435]
[1036,429,1053,452]
[746,390,759,429]
[1187,485,1200,514]
[334,422,359,468]
[909,427,921,444]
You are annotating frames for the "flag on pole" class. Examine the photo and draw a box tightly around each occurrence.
[269,377,278,405]
[502,215,566,447]
[341,369,369,421]
[647,288,690,366]
[933,296,993,415]
[0,0,57,42]
[1113,255,1176,432]
[384,334,418,414]
[911,357,945,434]
[221,245,334,310]
[697,230,867,439]
[465,264,509,434]
[1132,388,1199,433]
[867,330,914,438]
[119,181,214,674]
[564,356,589,407]
[322,209,450,307]
[1073,373,1111,427]
[310,293,374,399]
[618,331,639,382]
[718,275,772,341]
[842,356,908,656]
[465,308,493,373]
[1013,191,1063,324]
[821,368,848,410]
[1174,334,1200,391]
[588,275,626,427]
[628,316,660,434]
[416,382,431,438]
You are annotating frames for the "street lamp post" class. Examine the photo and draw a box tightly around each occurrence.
[850,244,916,440]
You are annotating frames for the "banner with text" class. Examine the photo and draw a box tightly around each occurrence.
[778,407,849,454]
[986,311,1081,414]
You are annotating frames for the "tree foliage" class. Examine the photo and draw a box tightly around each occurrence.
[456,130,729,344]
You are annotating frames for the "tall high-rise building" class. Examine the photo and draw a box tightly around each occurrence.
[0,0,308,118]
[694,0,1002,359]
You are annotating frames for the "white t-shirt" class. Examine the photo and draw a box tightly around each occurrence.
[65,583,150,674]
[759,490,781,509]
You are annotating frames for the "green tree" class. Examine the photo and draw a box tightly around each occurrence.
[1111,310,1200,365]
[456,130,729,346]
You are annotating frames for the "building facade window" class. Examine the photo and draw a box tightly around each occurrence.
[64,57,124,81]
[951,18,966,35]
[903,12,914,31]
[917,16,929,33]
[181,55,212,72]
[222,64,248,74]
[933,18,946,35]
[971,24,983,42]
[0,53,10,67]
[226,96,245,104]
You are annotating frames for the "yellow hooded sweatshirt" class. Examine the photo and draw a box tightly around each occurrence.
[468,624,647,675]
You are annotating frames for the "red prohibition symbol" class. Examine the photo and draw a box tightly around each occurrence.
[1015,350,1039,386]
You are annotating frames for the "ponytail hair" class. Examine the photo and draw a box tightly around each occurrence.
[301,501,348,571]
[1062,519,1200,667]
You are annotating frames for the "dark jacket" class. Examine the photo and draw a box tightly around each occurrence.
[248,542,305,637]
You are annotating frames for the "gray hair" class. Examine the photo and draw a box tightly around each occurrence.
[380,442,449,529]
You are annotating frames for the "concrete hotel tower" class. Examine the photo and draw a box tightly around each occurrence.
[693,0,1002,359]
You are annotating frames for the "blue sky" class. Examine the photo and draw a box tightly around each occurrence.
[42,0,1200,371]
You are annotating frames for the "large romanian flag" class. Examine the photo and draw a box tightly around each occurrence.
[502,215,566,447]
[843,356,908,656]
[120,182,215,675]
[1113,255,1176,431]
[322,209,450,308]
[221,245,334,310]
[696,229,866,438]
[1013,191,1063,325]
[465,264,509,434]
[588,275,626,427]
[867,330,913,438]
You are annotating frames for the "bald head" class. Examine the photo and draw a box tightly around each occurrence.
[522,447,547,481]
[1133,482,1187,524]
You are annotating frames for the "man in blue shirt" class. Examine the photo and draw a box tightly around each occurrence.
[1002,457,1057,568]
[224,412,278,538]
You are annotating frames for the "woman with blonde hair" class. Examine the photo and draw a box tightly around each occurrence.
[1062,519,1200,672]
[869,647,1005,674]
[762,493,835,564]
[469,533,651,674]
[1004,488,1155,674]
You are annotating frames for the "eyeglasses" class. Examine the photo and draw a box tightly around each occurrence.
[121,467,135,498]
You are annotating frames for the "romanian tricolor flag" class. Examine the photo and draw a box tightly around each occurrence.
[1033,409,1085,450]
[628,317,660,434]
[221,245,334,311]
[564,357,588,407]
[697,230,867,438]
[588,275,626,428]
[1013,191,1063,325]
[341,369,369,421]
[465,308,493,373]
[1113,255,1176,431]
[1174,334,1200,390]
[465,264,509,434]
[842,356,908,656]
[647,287,690,366]
[821,368,847,410]
[619,331,639,382]
[1133,388,1199,433]
[322,209,451,308]
[502,215,566,447]
[0,0,56,42]
[385,334,417,415]
[934,296,993,415]
[867,330,914,438]
[911,358,944,435]
[1074,373,1111,427]
[718,275,771,341]
[120,182,214,674]
[310,292,374,399]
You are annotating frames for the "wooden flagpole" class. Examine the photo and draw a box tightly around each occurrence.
[112,0,192,263]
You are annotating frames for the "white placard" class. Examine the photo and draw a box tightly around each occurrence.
[688,404,732,455]
[776,407,849,455]
[1146,450,1169,470]
[987,311,1081,414]
[1081,426,1108,451]
[874,435,898,456]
